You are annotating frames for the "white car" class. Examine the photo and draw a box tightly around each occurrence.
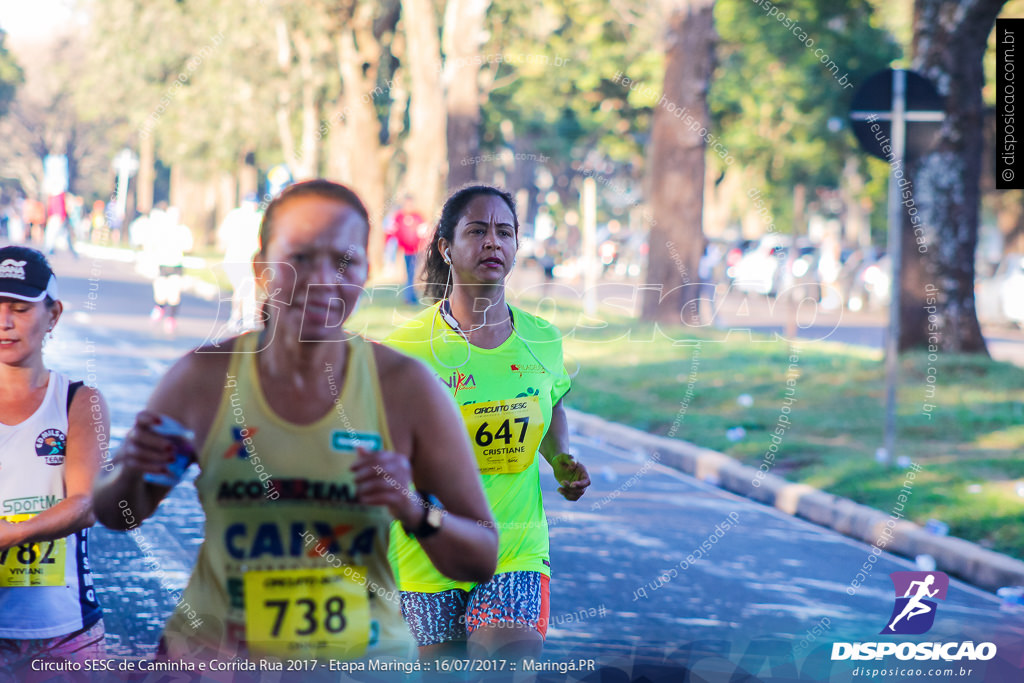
[976,254,1024,326]
[732,235,790,295]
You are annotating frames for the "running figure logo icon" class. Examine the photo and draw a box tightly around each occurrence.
[881,571,949,635]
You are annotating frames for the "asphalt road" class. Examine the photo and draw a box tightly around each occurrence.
[23,249,1024,681]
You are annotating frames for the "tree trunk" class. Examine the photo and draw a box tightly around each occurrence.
[402,0,447,214]
[792,183,806,237]
[294,30,320,179]
[274,17,300,177]
[238,150,258,199]
[841,157,872,248]
[903,0,1005,353]
[640,0,715,324]
[336,20,391,272]
[217,170,237,231]
[136,131,155,215]
[443,0,489,189]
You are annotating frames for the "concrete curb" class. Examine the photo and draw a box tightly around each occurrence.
[566,407,1024,594]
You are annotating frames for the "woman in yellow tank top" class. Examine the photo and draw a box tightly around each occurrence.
[93,180,497,663]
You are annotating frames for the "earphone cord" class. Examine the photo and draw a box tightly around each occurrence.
[429,265,473,371]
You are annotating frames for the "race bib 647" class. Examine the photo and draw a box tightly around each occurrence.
[461,396,544,474]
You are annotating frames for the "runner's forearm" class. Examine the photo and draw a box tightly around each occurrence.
[416,516,498,583]
[539,400,571,465]
[0,495,93,549]
[93,462,163,531]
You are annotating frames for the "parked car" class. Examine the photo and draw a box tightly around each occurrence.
[859,254,892,310]
[838,246,885,311]
[723,238,758,282]
[732,234,790,295]
[777,244,821,301]
[976,253,1024,327]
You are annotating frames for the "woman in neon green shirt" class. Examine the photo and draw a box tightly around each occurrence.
[386,185,590,659]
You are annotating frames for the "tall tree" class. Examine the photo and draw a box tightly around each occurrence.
[0,35,111,199]
[329,0,401,269]
[0,29,20,120]
[402,0,447,213]
[641,0,715,324]
[479,0,662,229]
[901,0,1006,352]
[711,0,900,239]
[443,0,490,188]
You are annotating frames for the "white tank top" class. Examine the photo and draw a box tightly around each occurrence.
[0,371,102,638]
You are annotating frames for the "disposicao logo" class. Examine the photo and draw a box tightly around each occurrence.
[882,571,948,635]
[831,571,997,663]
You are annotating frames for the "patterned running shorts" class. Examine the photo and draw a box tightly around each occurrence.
[400,572,550,647]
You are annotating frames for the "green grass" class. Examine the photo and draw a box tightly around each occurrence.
[349,288,1024,561]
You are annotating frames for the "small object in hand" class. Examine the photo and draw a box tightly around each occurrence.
[143,415,196,488]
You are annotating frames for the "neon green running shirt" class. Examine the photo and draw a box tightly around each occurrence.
[384,301,571,592]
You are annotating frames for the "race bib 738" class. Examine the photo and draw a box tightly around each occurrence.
[243,566,370,658]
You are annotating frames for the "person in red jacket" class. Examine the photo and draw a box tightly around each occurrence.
[393,196,427,305]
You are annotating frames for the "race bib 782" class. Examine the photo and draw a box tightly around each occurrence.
[0,514,66,587]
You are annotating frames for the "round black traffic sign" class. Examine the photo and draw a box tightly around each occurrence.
[850,69,944,161]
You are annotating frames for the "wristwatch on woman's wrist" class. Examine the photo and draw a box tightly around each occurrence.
[403,491,445,538]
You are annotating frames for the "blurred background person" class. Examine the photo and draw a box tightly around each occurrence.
[381,202,401,276]
[393,195,428,305]
[87,200,107,244]
[44,191,76,258]
[144,203,193,335]
[67,195,86,244]
[216,193,262,331]
[1,205,24,244]
[104,200,123,246]
[21,198,45,246]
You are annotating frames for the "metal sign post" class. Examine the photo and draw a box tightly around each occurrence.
[113,148,140,218]
[581,177,597,316]
[849,69,944,464]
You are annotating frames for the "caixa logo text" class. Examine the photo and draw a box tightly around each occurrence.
[831,641,996,662]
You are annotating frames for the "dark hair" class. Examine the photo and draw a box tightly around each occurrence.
[258,179,370,256]
[422,185,519,302]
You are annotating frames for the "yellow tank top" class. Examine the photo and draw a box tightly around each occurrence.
[162,333,415,662]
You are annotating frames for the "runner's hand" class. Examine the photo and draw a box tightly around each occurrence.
[118,411,181,477]
[550,453,590,501]
[351,447,420,528]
